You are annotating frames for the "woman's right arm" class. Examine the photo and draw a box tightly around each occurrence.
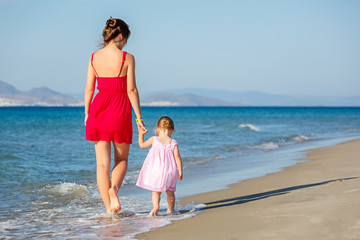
[84,57,96,125]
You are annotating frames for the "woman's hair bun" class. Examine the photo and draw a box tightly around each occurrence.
[102,17,131,47]
[106,17,117,28]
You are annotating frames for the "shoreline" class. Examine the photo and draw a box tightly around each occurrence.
[137,138,360,239]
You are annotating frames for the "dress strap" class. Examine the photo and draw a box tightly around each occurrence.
[90,53,99,77]
[117,51,127,77]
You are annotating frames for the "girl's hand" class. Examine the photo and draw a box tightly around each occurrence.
[138,125,148,135]
[84,114,88,126]
[178,170,183,181]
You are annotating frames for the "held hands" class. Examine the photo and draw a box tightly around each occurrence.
[138,125,148,135]
[136,118,147,134]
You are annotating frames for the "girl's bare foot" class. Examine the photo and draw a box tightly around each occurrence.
[108,187,121,214]
[149,206,159,216]
[166,209,174,215]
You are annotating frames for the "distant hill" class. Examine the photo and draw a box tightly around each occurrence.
[2,81,359,107]
[141,92,245,106]
[143,88,360,106]
[0,81,83,107]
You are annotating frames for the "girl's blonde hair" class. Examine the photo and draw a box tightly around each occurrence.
[157,116,175,131]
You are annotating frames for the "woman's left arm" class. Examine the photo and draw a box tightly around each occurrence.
[84,56,96,125]
[126,54,146,130]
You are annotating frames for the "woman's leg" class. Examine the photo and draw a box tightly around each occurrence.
[166,190,175,214]
[94,141,112,212]
[150,191,161,216]
[109,142,130,213]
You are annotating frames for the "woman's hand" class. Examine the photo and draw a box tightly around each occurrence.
[136,120,147,132]
[84,114,88,126]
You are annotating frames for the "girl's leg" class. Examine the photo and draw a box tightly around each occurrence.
[150,191,161,216]
[94,141,112,212]
[166,190,175,214]
[109,142,130,214]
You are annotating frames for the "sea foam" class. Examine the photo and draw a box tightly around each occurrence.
[249,142,279,151]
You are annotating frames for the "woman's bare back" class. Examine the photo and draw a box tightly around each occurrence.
[92,48,128,77]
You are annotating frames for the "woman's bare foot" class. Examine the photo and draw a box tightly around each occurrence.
[108,187,121,214]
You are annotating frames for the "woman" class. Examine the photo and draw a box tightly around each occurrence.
[84,17,146,214]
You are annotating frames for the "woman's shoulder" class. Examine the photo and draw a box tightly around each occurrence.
[91,48,103,55]
[125,52,135,62]
[124,51,133,57]
[89,49,104,60]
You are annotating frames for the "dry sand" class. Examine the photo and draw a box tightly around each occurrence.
[137,139,360,240]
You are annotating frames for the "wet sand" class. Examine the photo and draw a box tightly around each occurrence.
[137,139,360,240]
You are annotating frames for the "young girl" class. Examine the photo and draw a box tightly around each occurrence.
[136,116,183,216]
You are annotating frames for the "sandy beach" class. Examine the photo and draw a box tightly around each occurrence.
[137,139,360,240]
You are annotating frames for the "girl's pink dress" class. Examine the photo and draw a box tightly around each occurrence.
[136,137,178,192]
[85,51,132,144]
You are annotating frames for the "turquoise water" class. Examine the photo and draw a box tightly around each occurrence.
[0,107,359,239]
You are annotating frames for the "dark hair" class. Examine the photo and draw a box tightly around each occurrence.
[102,17,131,47]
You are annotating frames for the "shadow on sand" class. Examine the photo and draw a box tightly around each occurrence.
[202,177,358,211]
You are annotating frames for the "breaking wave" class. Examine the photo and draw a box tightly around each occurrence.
[47,182,89,197]
[290,134,309,142]
[239,124,260,132]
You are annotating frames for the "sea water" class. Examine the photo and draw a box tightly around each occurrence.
[0,107,359,239]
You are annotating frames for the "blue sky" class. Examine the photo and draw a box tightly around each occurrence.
[0,0,359,97]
